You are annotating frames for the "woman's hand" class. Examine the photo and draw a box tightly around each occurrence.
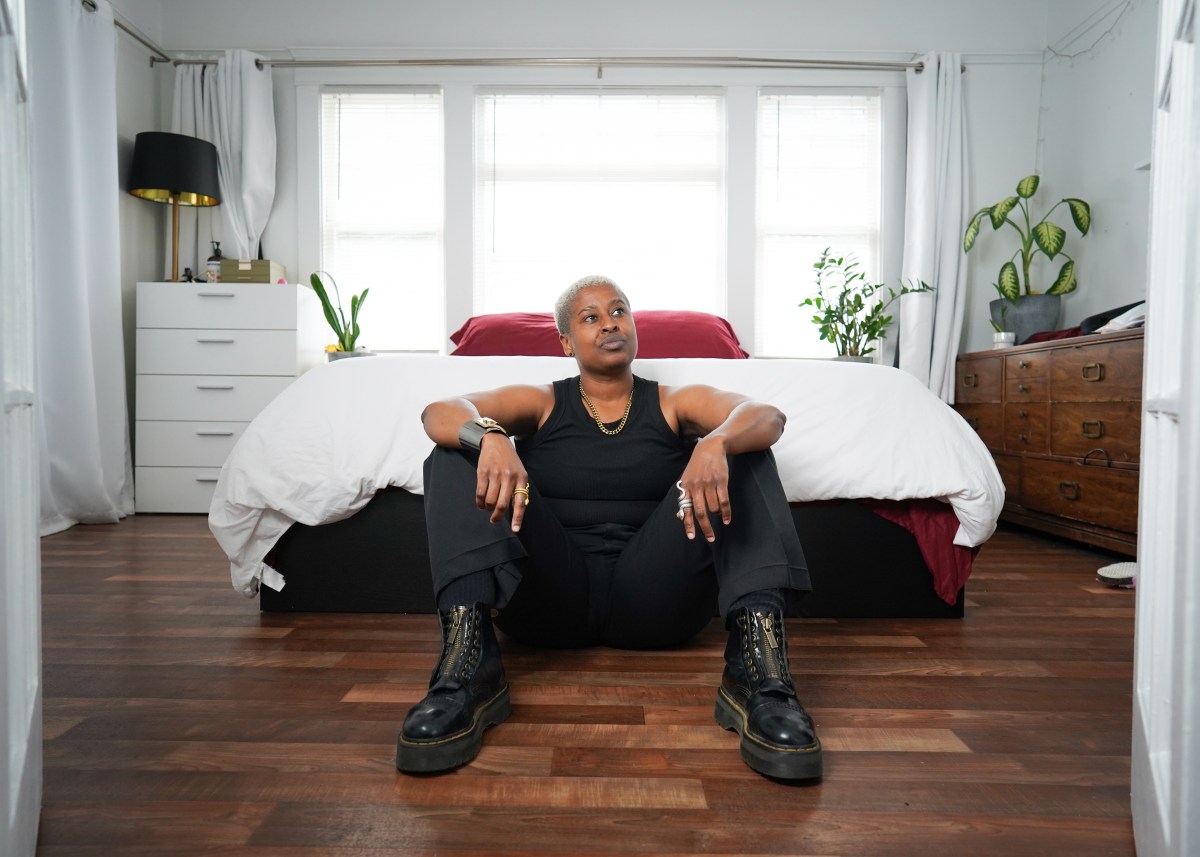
[475,434,530,532]
[677,435,731,542]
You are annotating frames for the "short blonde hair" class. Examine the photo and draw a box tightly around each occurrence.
[554,275,630,334]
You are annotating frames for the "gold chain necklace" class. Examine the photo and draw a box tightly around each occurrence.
[579,378,635,436]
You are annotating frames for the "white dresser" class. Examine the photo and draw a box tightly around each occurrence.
[135,282,325,513]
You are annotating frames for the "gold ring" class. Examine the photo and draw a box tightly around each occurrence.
[512,484,530,506]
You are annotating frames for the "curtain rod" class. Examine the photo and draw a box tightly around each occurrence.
[210,55,926,74]
[79,2,926,75]
[81,0,171,64]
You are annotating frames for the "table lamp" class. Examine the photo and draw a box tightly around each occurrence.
[128,131,220,282]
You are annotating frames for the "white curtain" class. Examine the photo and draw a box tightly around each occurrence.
[28,0,133,535]
[898,51,969,402]
[172,50,276,267]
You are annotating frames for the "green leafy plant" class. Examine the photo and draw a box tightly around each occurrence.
[803,248,933,357]
[310,271,368,352]
[963,174,1091,301]
[990,282,1012,333]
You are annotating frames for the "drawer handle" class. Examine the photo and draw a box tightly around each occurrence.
[1083,448,1113,467]
[196,291,236,298]
[1081,362,1105,382]
[195,431,235,437]
[1018,384,1028,393]
[196,384,235,390]
[1058,480,1080,501]
[962,373,977,388]
[1080,419,1105,439]
[1018,360,1028,369]
[1018,409,1027,418]
[195,477,220,483]
[197,338,235,344]
[1017,433,1028,443]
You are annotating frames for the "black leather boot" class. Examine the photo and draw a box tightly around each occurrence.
[396,603,511,773]
[714,606,822,780]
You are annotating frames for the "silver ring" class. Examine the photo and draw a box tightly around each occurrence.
[675,498,694,521]
[676,480,688,501]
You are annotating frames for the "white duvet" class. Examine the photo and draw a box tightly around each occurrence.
[208,355,1004,596]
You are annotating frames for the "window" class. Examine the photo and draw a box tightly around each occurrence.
[474,89,725,316]
[319,90,443,351]
[755,92,882,358]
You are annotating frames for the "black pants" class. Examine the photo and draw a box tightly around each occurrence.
[423,447,810,649]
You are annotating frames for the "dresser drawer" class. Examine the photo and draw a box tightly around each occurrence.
[137,329,297,376]
[1019,459,1139,533]
[135,421,247,467]
[137,282,299,329]
[1005,352,1049,402]
[956,356,1003,403]
[954,404,1002,449]
[1050,402,1142,464]
[134,466,222,513]
[1003,403,1049,453]
[135,375,292,422]
[1051,338,1144,401]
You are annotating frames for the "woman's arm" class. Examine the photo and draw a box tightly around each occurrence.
[664,385,787,542]
[420,384,553,447]
[421,384,554,531]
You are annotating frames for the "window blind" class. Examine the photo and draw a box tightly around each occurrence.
[474,89,726,317]
[755,92,882,358]
[320,90,443,351]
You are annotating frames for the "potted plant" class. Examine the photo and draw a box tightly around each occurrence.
[310,271,371,359]
[963,174,1091,344]
[802,248,932,359]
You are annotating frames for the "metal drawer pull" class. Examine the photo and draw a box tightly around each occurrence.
[196,384,234,390]
[195,477,220,483]
[1081,362,1105,381]
[963,373,977,388]
[1083,448,1113,467]
[1018,384,1028,393]
[196,292,235,298]
[1018,360,1028,369]
[1018,409,1027,418]
[1017,433,1028,443]
[197,338,235,344]
[1058,480,1080,500]
[1080,419,1105,439]
[195,431,235,437]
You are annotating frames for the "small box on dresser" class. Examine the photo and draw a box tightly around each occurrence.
[135,281,325,513]
[953,329,1144,554]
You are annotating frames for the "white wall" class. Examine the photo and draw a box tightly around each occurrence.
[108,0,1157,359]
[1041,0,1156,328]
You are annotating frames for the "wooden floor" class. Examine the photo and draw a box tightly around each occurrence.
[37,515,1136,856]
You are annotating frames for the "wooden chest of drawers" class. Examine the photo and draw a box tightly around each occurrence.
[134,282,324,513]
[953,329,1143,554]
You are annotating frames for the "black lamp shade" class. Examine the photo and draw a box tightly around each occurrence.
[128,131,220,207]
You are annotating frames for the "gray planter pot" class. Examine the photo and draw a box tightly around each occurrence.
[989,294,1062,345]
[327,349,375,361]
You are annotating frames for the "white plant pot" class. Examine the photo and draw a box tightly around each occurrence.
[992,332,1016,349]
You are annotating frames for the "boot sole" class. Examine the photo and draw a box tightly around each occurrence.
[715,687,823,781]
[396,684,512,773]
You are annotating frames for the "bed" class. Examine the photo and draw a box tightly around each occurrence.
[207,312,1004,619]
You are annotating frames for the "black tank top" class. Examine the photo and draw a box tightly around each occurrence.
[516,376,692,528]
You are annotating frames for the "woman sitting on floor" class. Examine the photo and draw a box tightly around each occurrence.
[396,274,822,781]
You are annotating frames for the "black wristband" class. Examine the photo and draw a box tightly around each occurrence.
[458,417,508,451]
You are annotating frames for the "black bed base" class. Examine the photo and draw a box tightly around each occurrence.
[263,488,963,619]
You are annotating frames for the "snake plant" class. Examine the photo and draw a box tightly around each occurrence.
[310,271,368,352]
